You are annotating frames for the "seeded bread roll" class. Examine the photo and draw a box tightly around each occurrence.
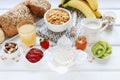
[0,28,5,43]
[25,0,51,17]
[0,3,34,37]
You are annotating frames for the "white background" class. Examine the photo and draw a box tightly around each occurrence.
[0,0,120,80]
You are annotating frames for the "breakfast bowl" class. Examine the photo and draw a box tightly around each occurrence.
[44,8,72,32]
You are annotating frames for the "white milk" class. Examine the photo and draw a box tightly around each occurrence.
[85,22,99,29]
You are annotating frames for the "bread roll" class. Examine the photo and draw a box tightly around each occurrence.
[0,3,34,37]
[25,0,51,17]
[0,28,5,43]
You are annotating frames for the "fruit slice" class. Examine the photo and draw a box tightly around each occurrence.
[105,45,112,54]
[91,41,112,59]
[92,41,107,58]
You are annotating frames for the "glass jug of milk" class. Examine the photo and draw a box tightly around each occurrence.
[81,18,108,44]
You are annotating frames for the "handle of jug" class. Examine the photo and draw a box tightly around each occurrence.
[100,20,108,32]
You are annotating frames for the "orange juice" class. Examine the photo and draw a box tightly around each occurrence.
[18,24,36,47]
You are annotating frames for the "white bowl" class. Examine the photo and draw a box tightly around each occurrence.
[0,41,21,63]
[44,8,72,32]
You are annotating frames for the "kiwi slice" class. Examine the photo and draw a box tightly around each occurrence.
[92,41,112,59]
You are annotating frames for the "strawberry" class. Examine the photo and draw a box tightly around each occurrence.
[40,38,49,49]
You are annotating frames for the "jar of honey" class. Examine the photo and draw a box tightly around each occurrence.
[75,36,87,50]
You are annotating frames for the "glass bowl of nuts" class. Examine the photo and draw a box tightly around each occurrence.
[0,41,21,62]
[44,8,72,32]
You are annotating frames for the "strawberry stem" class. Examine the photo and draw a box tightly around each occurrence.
[40,38,48,42]
[39,38,44,42]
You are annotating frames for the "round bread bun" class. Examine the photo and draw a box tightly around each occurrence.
[0,28,5,43]
[25,0,51,17]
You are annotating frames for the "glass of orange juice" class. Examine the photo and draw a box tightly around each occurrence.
[17,20,36,47]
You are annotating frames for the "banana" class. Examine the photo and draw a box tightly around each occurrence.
[86,0,98,11]
[63,0,96,18]
[81,0,102,18]
[61,0,70,5]
[94,10,102,18]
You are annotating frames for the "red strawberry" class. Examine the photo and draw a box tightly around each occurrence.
[40,38,49,49]
[26,48,43,63]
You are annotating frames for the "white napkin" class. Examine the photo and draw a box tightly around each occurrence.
[57,35,72,46]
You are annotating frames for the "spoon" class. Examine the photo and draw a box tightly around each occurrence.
[70,11,77,37]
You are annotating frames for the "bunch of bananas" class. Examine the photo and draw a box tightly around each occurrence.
[60,0,102,18]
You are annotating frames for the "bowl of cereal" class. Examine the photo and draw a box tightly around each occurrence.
[44,8,72,32]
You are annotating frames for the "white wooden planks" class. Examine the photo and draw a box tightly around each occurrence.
[0,0,120,80]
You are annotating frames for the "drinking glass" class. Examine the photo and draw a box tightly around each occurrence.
[17,20,36,47]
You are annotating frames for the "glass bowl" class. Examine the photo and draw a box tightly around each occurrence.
[44,46,87,73]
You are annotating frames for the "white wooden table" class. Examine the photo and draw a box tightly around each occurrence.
[0,0,120,80]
